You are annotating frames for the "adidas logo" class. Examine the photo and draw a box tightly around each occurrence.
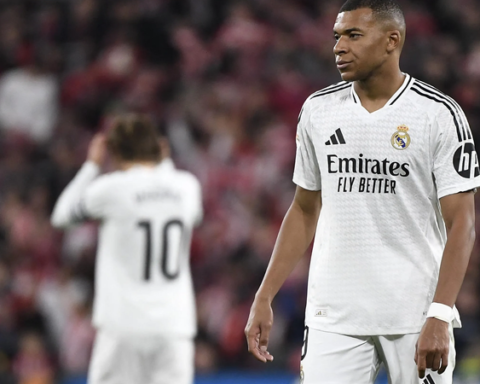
[325,128,346,145]
[423,374,436,384]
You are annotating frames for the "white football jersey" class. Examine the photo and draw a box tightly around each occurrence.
[293,74,480,335]
[51,160,202,338]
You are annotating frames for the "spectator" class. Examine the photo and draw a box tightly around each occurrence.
[0,47,58,144]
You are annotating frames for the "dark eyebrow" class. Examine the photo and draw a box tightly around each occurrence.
[333,27,364,35]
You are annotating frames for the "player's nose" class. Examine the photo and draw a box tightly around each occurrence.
[333,36,347,56]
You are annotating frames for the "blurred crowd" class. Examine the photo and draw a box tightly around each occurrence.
[0,0,479,383]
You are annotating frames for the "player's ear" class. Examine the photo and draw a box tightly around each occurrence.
[386,30,401,53]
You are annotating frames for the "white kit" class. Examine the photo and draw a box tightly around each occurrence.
[294,75,480,335]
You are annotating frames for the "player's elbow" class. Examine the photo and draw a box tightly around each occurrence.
[50,214,66,229]
[50,207,71,229]
[455,212,475,242]
[447,214,476,252]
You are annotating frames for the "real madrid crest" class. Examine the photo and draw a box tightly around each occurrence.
[391,125,411,150]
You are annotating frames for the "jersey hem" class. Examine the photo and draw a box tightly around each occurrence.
[304,319,425,336]
[94,325,196,340]
[93,322,197,339]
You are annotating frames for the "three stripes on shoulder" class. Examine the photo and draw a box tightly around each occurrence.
[298,82,349,123]
[411,79,470,143]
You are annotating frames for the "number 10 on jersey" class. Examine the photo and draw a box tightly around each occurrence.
[137,220,185,281]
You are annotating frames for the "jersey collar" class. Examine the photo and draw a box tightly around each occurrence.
[350,73,413,109]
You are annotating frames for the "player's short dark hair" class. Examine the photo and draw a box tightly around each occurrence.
[107,114,161,162]
[339,0,405,26]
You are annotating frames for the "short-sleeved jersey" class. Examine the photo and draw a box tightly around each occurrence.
[293,74,480,335]
[52,161,202,338]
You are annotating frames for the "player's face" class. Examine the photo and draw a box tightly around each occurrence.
[333,8,390,82]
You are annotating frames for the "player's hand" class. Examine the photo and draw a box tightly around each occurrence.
[244,297,274,363]
[414,318,450,378]
[87,133,107,166]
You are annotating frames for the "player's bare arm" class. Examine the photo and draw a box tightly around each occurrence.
[51,134,106,228]
[245,186,321,363]
[415,191,476,378]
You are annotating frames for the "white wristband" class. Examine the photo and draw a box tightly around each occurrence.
[426,302,453,324]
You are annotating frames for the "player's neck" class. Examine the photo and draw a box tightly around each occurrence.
[118,161,158,170]
[353,68,405,113]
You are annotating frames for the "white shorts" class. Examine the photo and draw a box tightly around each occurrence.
[87,329,194,384]
[300,325,455,384]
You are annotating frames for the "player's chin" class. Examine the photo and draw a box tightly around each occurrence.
[338,70,358,82]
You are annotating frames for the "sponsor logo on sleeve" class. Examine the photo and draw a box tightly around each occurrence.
[453,142,480,179]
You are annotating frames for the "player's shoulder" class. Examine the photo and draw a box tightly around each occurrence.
[87,170,125,193]
[94,169,125,184]
[299,81,351,120]
[168,168,201,190]
[307,81,351,105]
[409,77,465,116]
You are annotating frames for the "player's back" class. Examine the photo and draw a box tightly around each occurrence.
[88,162,202,337]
